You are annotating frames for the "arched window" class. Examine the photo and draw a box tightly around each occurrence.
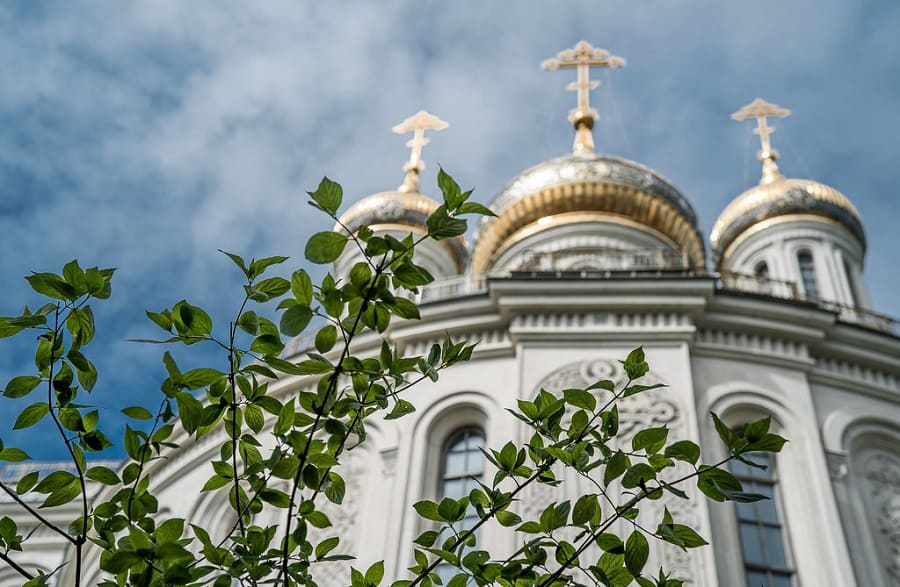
[754,261,771,295]
[436,428,485,582]
[797,251,819,300]
[730,452,794,587]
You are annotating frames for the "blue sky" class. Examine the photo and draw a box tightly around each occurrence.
[2,1,899,460]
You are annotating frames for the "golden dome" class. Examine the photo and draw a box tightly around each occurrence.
[710,177,865,266]
[336,190,468,272]
[471,154,706,275]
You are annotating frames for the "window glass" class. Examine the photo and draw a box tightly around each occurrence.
[797,251,819,300]
[731,446,794,586]
[436,428,485,583]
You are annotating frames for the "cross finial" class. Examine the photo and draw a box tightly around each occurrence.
[732,98,792,185]
[391,110,449,193]
[541,40,625,155]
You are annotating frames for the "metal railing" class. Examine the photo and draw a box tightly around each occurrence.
[403,268,897,336]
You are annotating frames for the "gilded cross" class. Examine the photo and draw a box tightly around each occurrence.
[542,40,625,154]
[392,110,449,193]
[732,98,791,184]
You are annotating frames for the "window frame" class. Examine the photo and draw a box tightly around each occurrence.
[796,250,820,300]
[729,451,795,586]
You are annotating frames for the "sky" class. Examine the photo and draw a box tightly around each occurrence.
[1,1,899,460]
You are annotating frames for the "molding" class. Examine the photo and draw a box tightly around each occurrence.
[693,329,814,369]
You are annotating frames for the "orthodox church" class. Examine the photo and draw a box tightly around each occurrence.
[3,41,899,587]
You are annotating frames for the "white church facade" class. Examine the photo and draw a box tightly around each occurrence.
[2,41,899,587]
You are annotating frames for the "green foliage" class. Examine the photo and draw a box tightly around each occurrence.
[0,171,787,587]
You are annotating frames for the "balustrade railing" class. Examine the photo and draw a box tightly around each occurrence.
[405,268,897,336]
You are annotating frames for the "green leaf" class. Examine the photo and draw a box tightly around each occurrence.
[181,368,224,390]
[248,255,289,280]
[219,249,250,277]
[392,262,433,288]
[305,232,348,264]
[625,531,649,577]
[437,168,463,210]
[291,270,314,305]
[413,500,443,522]
[175,392,204,434]
[664,440,700,465]
[86,466,120,485]
[315,325,338,353]
[34,470,76,493]
[622,346,649,380]
[145,310,173,332]
[384,399,415,420]
[4,376,41,399]
[324,472,345,505]
[236,310,259,335]
[13,403,49,430]
[456,201,495,217]
[604,451,629,486]
[121,406,154,420]
[711,412,740,451]
[255,277,291,298]
[563,388,596,411]
[746,433,787,453]
[696,466,742,502]
[16,471,39,494]
[41,479,81,508]
[743,416,771,443]
[595,533,624,553]
[85,267,114,299]
[62,260,87,295]
[0,448,30,462]
[496,510,521,527]
[426,206,467,240]
[572,494,598,525]
[0,317,26,339]
[365,561,385,586]
[390,298,420,320]
[621,463,656,489]
[66,307,95,347]
[245,404,265,433]
[26,273,76,301]
[309,177,343,216]
[250,334,284,356]
[275,399,295,435]
[280,305,313,336]
[315,536,340,560]
[632,426,668,455]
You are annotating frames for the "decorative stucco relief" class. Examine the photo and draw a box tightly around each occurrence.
[517,358,705,583]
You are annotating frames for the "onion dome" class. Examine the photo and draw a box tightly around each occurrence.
[334,111,468,276]
[471,41,705,275]
[471,153,705,274]
[710,98,865,267]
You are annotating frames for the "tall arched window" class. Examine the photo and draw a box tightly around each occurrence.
[731,453,794,587]
[797,251,819,300]
[436,428,485,582]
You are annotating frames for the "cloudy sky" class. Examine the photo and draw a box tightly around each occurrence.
[2,1,898,460]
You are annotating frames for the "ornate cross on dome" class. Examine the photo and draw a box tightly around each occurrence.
[541,40,625,155]
[732,98,792,185]
[392,110,449,193]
